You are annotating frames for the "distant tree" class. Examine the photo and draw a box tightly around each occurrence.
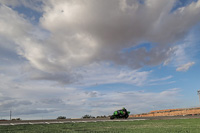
[57,116,66,119]
[82,114,95,119]
[11,118,21,121]
[96,115,108,118]
[16,118,21,120]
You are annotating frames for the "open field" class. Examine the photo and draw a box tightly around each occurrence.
[1,118,200,133]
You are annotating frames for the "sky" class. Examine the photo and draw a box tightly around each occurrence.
[0,0,200,120]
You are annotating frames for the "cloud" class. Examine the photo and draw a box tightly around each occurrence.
[0,5,32,66]
[75,63,151,86]
[148,75,175,86]
[176,61,195,72]
[150,75,173,82]
[0,100,32,110]
[37,0,200,74]
[14,108,57,115]
[0,72,181,118]
[39,0,200,70]
[164,41,196,67]
[40,98,65,105]
[1,1,200,84]
[88,88,181,116]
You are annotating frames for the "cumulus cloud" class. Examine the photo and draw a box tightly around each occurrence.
[176,61,195,72]
[0,1,200,84]
[38,0,200,71]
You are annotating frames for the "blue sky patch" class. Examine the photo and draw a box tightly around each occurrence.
[13,5,42,24]
[171,0,198,12]
[122,42,153,53]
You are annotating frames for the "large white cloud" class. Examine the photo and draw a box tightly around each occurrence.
[38,0,200,71]
[1,0,200,84]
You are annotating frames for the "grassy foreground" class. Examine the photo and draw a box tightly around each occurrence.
[1,118,200,133]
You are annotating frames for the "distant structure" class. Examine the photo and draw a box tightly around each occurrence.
[197,90,200,104]
[130,107,200,117]
[129,91,200,118]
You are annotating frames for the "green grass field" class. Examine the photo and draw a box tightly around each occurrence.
[1,118,200,133]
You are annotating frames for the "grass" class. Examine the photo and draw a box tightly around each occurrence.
[1,118,200,133]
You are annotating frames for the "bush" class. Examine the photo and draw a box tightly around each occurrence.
[11,118,21,121]
[57,116,66,119]
[82,115,95,119]
[96,115,108,118]
[16,118,21,120]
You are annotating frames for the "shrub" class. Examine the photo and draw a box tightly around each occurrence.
[82,115,95,119]
[57,116,66,119]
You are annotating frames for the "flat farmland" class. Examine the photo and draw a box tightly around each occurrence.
[1,118,200,133]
